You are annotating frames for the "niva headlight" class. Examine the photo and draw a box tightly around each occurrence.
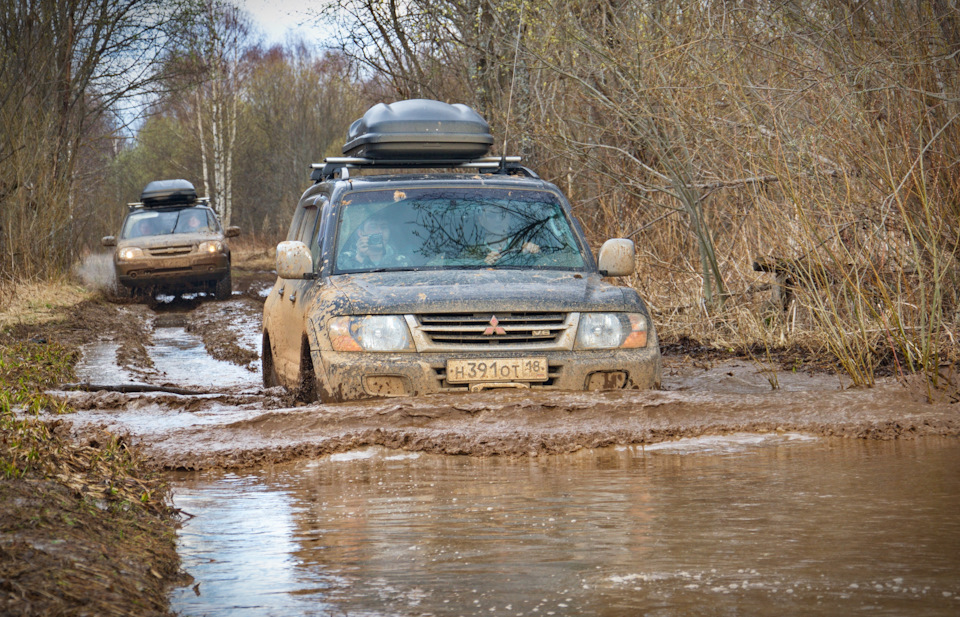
[199,240,224,254]
[575,313,648,349]
[329,315,414,352]
[118,247,145,261]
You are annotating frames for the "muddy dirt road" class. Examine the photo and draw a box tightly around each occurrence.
[45,271,960,472]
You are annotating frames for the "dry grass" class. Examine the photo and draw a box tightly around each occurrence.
[0,277,95,331]
[231,234,280,272]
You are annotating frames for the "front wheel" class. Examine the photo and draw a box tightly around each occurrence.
[111,283,133,301]
[214,272,232,300]
[261,332,278,388]
[295,343,318,402]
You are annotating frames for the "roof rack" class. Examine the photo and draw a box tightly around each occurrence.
[309,155,539,183]
[127,196,211,211]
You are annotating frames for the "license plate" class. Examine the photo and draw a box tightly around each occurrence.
[446,357,548,383]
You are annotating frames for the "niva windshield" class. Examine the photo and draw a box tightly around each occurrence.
[334,188,587,273]
[121,207,217,239]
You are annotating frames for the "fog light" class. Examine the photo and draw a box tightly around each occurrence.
[585,371,627,391]
[362,375,412,397]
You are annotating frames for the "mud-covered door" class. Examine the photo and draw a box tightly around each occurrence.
[268,199,323,384]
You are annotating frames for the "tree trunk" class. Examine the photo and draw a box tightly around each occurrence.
[197,88,210,200]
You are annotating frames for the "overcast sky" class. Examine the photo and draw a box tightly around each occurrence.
[241,0,326,46]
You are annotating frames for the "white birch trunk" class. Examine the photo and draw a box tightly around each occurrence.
[224,89,236,227]
[197,88,210,200]
[212,75,224,222]
[223,43,239,228]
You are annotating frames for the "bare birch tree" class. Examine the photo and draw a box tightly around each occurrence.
[0,0,187,281]
[170,0,250,227]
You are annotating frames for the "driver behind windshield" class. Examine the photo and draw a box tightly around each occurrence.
[132,219,156,238]
[338,213,408,269]
[176,209,211,233]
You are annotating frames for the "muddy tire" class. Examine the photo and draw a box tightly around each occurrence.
[214,272,232,300]
[111,284,133,302]
[130,287,150,304]
[261,332,279,389]
[295,343,318,402]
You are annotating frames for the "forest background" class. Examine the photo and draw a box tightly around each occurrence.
[1,0,958,395]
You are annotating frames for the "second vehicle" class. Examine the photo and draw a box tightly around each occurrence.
[102,179,240,301]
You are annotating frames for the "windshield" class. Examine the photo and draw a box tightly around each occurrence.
[333,188,587,273]
[121,207,218,239]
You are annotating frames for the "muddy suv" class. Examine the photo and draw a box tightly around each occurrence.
[102,179,239,300]
[262,99,661,402]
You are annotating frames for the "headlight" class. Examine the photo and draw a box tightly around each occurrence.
[575,313,648,349]
[329,315,414,352]
[118,247,144,261]
[199,240,224,254]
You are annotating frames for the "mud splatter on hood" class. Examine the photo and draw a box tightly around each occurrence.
[329,269,635,314]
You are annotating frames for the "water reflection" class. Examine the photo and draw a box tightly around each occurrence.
[170,436,960,616]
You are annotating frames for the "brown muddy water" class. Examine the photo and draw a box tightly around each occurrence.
[49,291,960,615]
[168,437,960,616]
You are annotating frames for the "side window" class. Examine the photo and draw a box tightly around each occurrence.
[309,197,329,255]
[295,204,319,244]
[286,206,305,241]
[310,196,330,273]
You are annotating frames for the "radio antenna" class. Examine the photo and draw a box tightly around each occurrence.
[500,1,525,171]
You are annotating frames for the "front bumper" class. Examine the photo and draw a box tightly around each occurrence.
[313,347,662,401]
[116,253,229,290]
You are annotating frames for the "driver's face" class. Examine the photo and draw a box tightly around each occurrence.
[360,219,389,242]
[479,207,511,235]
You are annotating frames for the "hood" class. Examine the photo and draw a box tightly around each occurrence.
[329,269,635,314]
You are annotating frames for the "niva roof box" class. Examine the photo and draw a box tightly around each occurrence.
[342,99,493,160]
[140,179,197,207]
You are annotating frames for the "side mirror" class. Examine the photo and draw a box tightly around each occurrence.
[225,226,240,238]
[101,236,116,247]
[597,239,636,277]
[276,240,313,280]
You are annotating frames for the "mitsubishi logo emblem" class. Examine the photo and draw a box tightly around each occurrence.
[482,315,507,336]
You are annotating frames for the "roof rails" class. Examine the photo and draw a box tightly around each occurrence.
[127,196,211,211]
[309,155,540,183]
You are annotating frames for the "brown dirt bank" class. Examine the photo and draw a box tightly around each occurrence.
[1,339,184,617]
[0,476,184,617]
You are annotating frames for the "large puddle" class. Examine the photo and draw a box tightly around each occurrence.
[75,316,259,390]
[169,435,960,616]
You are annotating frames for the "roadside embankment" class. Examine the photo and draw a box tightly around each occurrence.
[1,287,183,617]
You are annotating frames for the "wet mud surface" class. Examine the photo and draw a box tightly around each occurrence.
[57,372,960,471]
[36,271,960,471]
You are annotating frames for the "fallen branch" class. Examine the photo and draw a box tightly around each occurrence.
[59,383,208,396]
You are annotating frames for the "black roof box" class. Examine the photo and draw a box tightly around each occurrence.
[140,179,197,207]
[342,99,493,160]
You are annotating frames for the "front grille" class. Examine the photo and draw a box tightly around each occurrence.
[148,245,193,256]
[417,312,570,346]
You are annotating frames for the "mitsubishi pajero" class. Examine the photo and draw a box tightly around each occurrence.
[262,100,661,401]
